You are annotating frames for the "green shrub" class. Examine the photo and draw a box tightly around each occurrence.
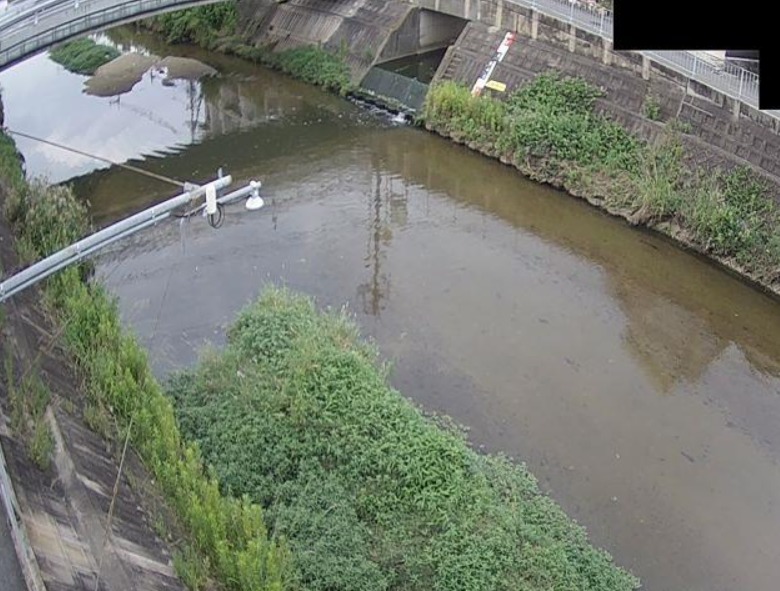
[151,2,237,47]
[167,286,641,591]
[643,95,662,121]
[49,38,120,75]
[423,74,780,280]
[425,75,641,170]
[0,147,292,591]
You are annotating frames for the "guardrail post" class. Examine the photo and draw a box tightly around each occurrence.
[599,11,605,36]
[738,68,745,99]
[691,55,698,77]
[531,9,539,39]
[569,1,574,23]
[602,38,612,65]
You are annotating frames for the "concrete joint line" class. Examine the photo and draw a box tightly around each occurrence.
[45,407,135,591]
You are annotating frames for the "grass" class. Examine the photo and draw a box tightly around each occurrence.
[0,131,291,591]
[144,3,353,95]
[0,125,638,590]
[49,38,120,75]
[5,351,54,470]
[166,286,641,591]
[423,74,780,286]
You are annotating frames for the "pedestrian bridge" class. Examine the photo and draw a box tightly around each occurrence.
[0,0,227,69]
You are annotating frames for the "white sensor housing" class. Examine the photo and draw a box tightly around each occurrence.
[205,182,218,215]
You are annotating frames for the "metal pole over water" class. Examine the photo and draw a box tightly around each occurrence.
[0,171,265,304]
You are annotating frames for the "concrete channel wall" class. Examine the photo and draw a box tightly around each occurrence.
[236,0,415,83]
[236,0,780,185]
[416,0,780,184]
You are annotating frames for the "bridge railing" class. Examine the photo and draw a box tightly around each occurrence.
[0,0,221,68]
[503,0,777,120]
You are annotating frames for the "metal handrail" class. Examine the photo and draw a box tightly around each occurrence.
[508,0,775,118]
[0,0,222,68]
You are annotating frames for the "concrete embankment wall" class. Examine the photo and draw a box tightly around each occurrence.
[236,0,414,83]
[235,0,780,186]
[378,8,466,62]
[421,0,780,186]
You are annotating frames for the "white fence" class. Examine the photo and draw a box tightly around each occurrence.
[509,0,776,119]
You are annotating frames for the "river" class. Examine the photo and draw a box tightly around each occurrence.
[1,29,779,591]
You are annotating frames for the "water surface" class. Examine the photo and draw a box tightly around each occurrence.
[2,31,780,591]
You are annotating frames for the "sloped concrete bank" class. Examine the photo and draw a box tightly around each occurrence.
[0,146,187,591]
[236,0,415,83]
[420,0,780,188]
[423,19,780,297]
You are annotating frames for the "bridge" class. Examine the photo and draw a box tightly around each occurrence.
[0,0,225,69]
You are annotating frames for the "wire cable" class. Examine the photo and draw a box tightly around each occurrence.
[207,202,225,229]
[3,127,187,188]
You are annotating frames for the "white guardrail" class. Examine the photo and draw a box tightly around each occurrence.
[510,0,777,120]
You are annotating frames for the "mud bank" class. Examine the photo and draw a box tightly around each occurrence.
[85,53,216,97]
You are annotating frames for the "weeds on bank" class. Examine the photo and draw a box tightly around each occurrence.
[153,3,237,47]
[49,38,120,75]
[145,2,353,95]
[165,286,640,591]
[5,352,54,470]
[0,131,291,591]
[424,74,780,283]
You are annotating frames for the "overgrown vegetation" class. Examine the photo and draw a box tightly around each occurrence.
[424,74,780,285]
[226,44,352,94]
[0,132,291,591]
[49,38,120,75]
[165,286,640,591]
[145,3,353,94]
[5,352,54,470]
[426,74,642,172]
[152,3,238,47]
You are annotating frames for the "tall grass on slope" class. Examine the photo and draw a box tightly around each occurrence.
[167,286,641,591]
[1,132,291,591]
[424,74,780,285]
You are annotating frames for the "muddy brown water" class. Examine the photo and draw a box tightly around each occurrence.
[2,29,780,591]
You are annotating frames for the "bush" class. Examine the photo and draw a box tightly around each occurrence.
[423,74,780,281]
[642,95,662,121]
[425,74,641,170]
[167,286,641,591]
[49,38,120,75]
[0,143,292,591]
[151,2,237,47]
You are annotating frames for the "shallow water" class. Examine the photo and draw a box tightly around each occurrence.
[3,30,780,591]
